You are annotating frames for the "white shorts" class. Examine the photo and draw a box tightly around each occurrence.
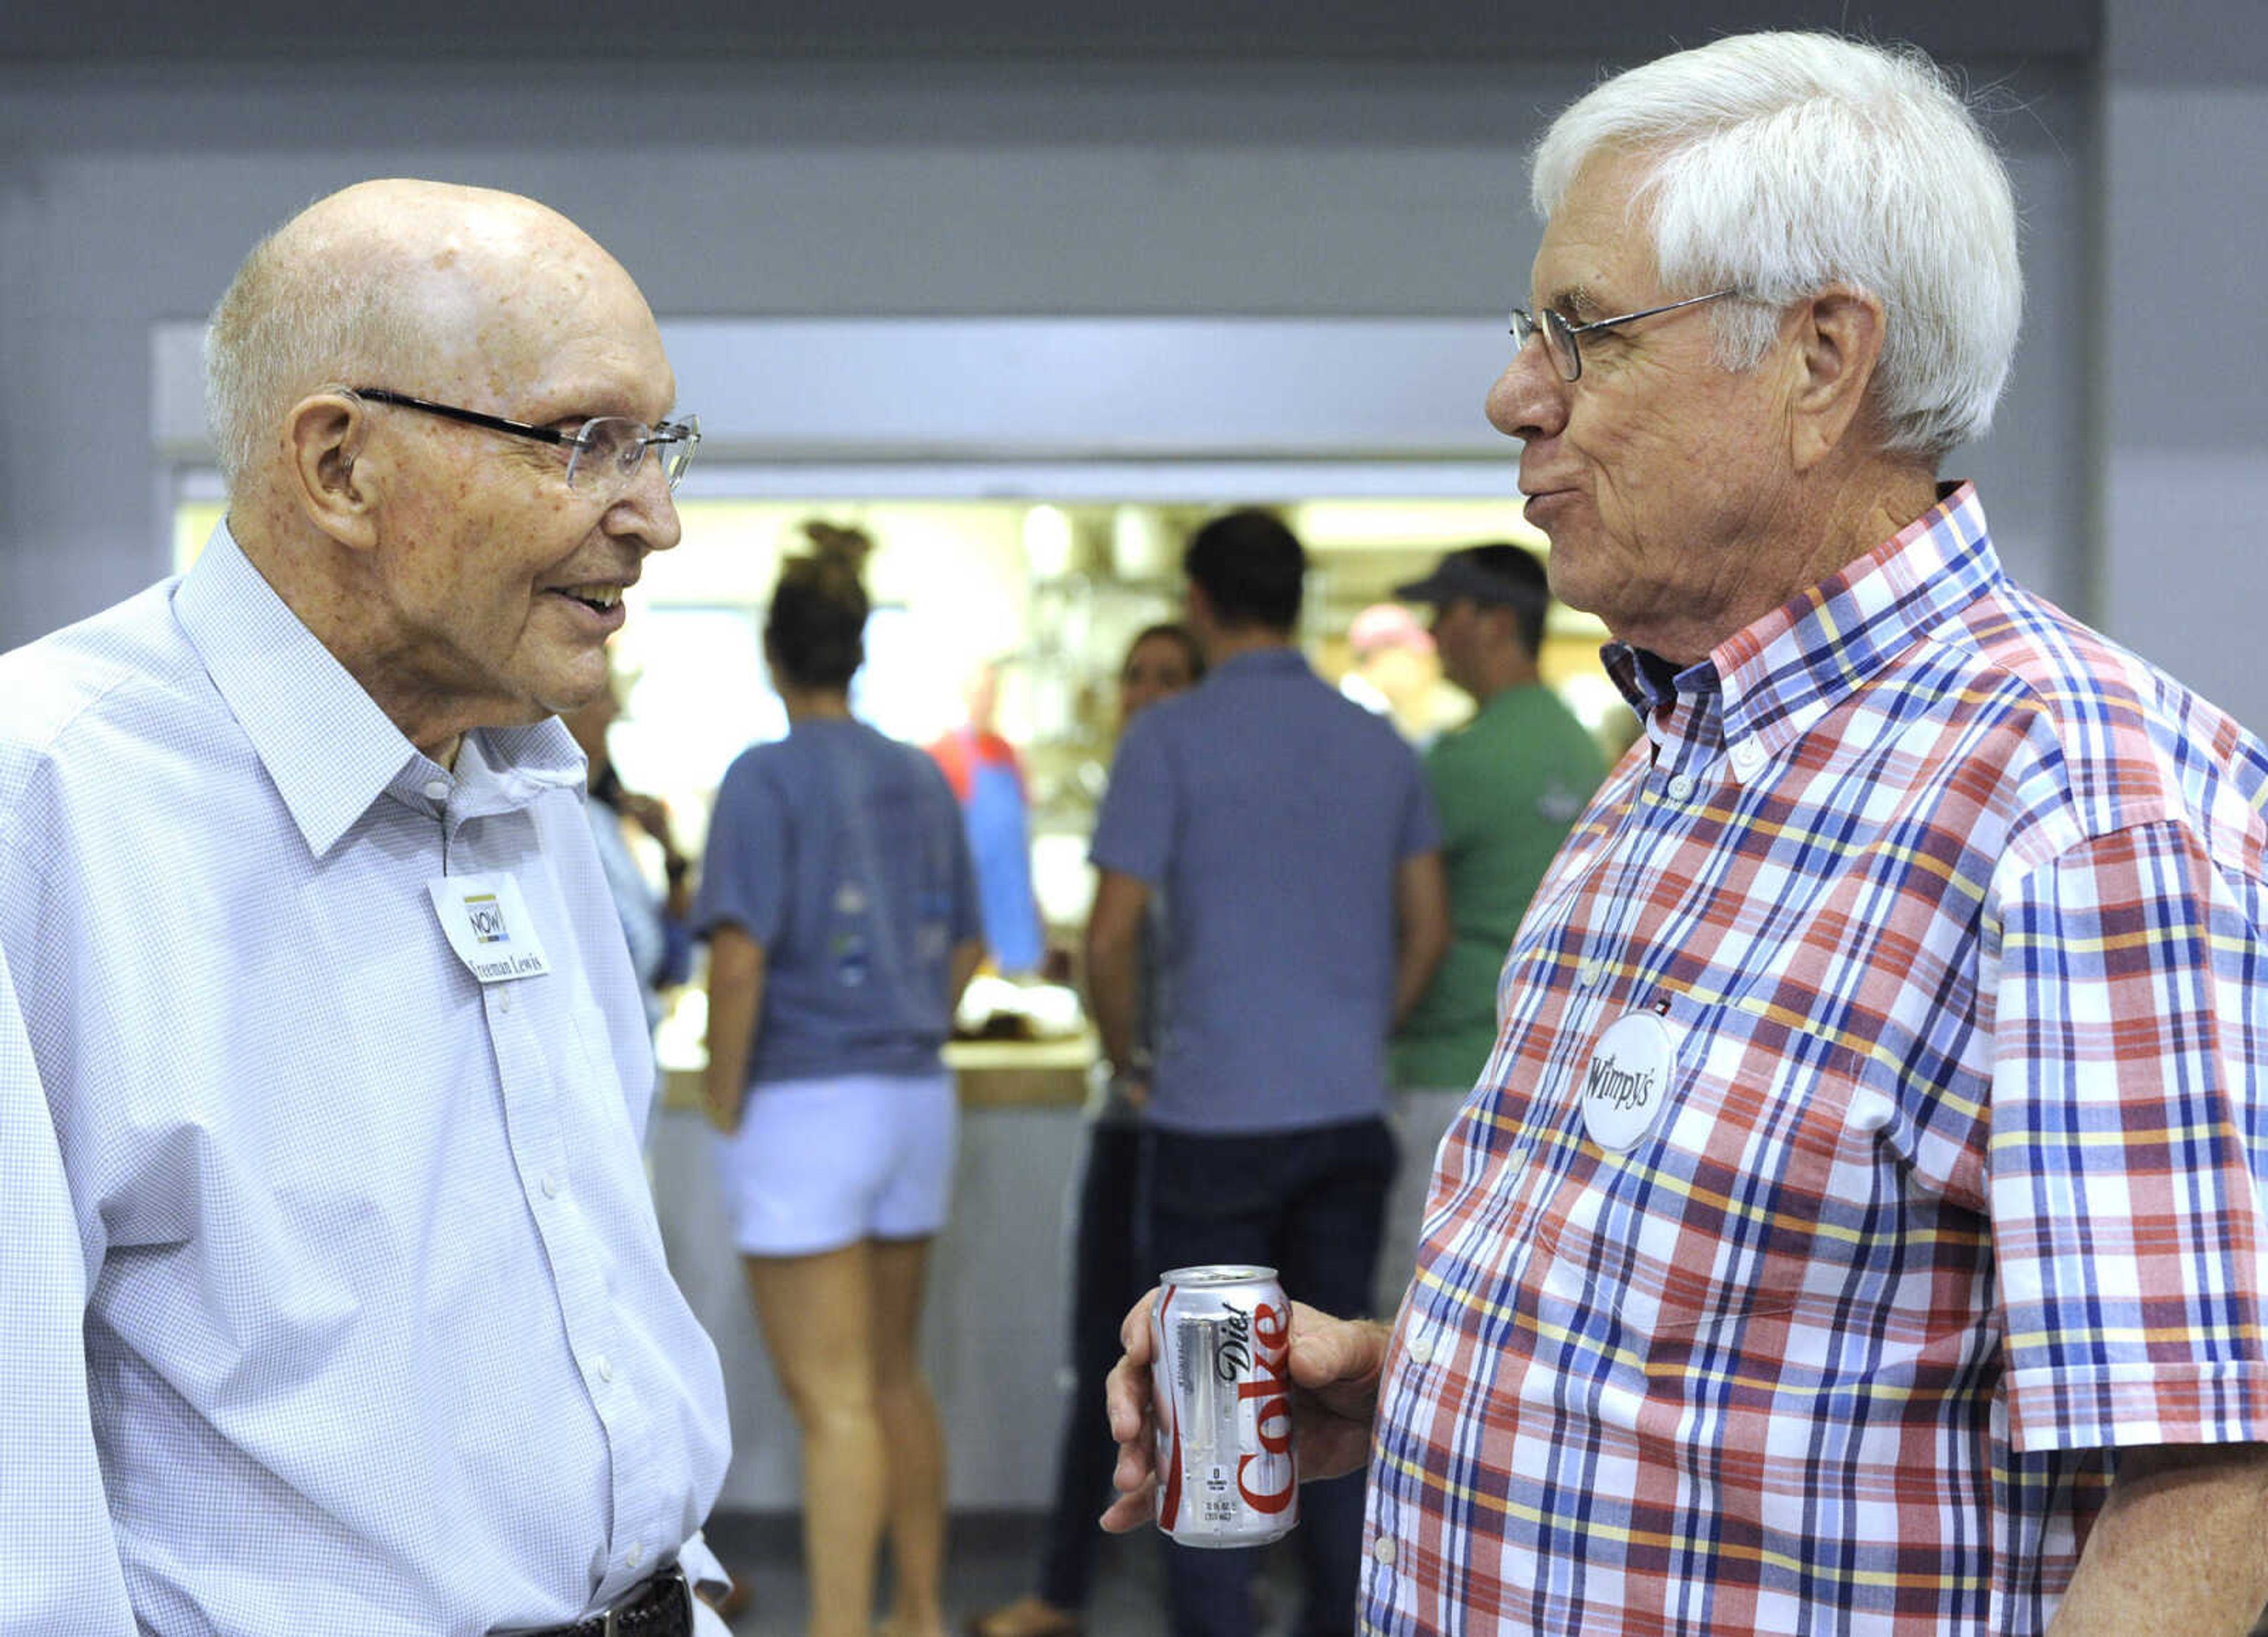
[719,1070,958,1257]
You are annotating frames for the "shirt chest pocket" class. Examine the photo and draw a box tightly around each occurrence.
[1529,1016,1893,1345]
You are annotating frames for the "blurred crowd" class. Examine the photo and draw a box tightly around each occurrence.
[591,510,1604,1636]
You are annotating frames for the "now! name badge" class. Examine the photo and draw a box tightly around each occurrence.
[428,873,553,984]
[1579,1009,1677,1153]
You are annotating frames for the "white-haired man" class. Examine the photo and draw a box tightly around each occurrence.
[1107,32,2268,1635]
[0,181,735,1632]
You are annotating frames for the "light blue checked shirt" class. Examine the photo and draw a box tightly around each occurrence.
[0,525,731,1633]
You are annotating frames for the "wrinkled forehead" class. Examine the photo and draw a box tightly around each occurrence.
[1529,148,1664,315]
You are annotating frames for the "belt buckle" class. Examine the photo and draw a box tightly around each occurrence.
[661,1564,692,1630]
[603,1565,690,1636]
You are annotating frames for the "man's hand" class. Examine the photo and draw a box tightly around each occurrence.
[1100,1289,1392,1533]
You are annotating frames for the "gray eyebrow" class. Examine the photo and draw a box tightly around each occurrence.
[1539,282,1604,322]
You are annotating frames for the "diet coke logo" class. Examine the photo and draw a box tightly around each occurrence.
[1214,1306,1253,1381]
[1234,1302,1294,1514]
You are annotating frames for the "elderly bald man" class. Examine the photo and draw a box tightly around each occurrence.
[1107,32,2268,1637]
[0,181,732,1633]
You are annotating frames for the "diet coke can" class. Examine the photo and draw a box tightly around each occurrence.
[1150,1263,1298,1547]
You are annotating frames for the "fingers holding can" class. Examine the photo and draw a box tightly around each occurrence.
[1101,1289,1162,1532]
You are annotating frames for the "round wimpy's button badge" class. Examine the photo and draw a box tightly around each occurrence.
[1579,1010,1678,1153]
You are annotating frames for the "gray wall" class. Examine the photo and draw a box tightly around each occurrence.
[2,41,2087,651]
[2098,4,2268,729]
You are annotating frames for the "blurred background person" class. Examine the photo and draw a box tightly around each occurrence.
[562,671,695,1043]
[930,656,1047,976]
[1377,544,1606,1310]
[698,536,986,1637]
[970,622,1203,1637]
[1087,510,1446,1637]
[566,670,750,1623]
[1337,601,1453,746]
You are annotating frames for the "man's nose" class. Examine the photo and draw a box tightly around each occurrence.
[1485,340,1568,445]
[605,459,683,554]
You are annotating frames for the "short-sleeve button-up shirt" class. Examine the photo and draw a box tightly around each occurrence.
[1090,647,1441,1134]
[1363,485,2268,1635]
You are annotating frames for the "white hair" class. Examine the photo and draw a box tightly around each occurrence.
[203,213,423,494]
[1531,31,2022,460]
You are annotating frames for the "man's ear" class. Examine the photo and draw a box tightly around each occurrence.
[1785,286,1887,473]
[285,392,383,550]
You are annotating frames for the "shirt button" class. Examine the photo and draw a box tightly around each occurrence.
[626,1542,644,1569]
[542,1173,561,1199]
[1406,1328,1433,1365]
[1373,1536,1398,1567]
[422,778,448,802]
[496,987,514,1014]
[597,1355,614,1384]
[1578,959,1603,988]
[1667,773,1696,800]
[1731,739,1764,777]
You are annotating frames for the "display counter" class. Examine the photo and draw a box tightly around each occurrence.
[649,1034,1098,1512]
[657,1032,1091,1117]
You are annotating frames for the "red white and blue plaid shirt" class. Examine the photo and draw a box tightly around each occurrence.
[1362,484,2268,1635]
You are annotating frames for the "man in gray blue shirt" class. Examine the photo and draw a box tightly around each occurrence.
[1086,508,1448,1637]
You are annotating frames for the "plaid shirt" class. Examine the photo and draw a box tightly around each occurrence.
[1362,484,2268,1635]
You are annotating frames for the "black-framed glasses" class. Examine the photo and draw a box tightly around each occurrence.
[1507,288,1739,383]
[351,387,700,493]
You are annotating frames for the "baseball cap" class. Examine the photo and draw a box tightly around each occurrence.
[1393,544,1545,607]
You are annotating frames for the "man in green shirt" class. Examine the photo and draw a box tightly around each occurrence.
[1377,543,1607,1307]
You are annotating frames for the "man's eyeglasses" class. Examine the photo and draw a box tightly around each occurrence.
[1507,288,1739,383]
[351,388,700,493]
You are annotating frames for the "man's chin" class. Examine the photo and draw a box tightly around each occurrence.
[532,651,615,719]
[546,677,610,715]
[1543,560,1608,622]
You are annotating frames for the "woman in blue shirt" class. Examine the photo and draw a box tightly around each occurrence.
[698,536,985,1637]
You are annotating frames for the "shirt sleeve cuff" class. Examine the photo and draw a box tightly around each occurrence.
[674,1528,728,1596]
[2006,1356,2268,1453]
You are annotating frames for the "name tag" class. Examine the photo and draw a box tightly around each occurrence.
[427,873,553,984]
[1579,1009,1676,1153]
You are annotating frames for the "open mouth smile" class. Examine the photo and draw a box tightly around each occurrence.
[549,583,625,615]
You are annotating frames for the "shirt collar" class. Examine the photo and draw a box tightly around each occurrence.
[1602,482,2004,761]
[173,521,586,858]
[1207,645,1311,683]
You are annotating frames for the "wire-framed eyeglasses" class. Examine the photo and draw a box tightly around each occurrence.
[1507,288,1739,383]
[351,387,700,493]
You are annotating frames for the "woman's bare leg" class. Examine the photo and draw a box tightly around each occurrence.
[745,1245,885,1637]
[869,1234,948,1637]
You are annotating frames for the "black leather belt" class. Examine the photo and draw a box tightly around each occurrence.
[523,1566,695,1637]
